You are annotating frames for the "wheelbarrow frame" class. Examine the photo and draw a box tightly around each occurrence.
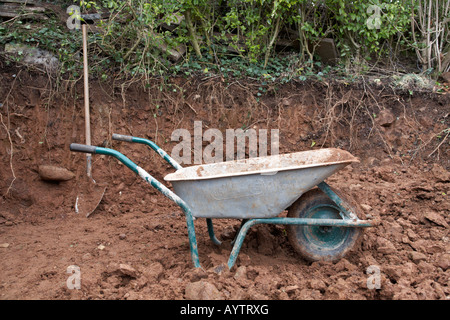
[70,134,372,269]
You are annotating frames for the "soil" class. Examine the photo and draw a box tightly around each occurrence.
[0,65,449,300]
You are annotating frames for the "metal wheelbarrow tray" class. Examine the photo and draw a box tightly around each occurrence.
[70,134,374,269]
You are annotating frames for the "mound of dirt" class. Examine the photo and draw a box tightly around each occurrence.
[0,67,448,300]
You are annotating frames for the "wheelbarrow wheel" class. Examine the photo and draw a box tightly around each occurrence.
[287,188,362,262]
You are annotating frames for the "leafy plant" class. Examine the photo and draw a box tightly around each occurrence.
[0,0,446,87]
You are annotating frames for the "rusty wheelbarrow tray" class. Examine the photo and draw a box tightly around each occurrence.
[70,134,374,269]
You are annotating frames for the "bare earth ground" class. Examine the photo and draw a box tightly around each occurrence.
[0,68,449,300]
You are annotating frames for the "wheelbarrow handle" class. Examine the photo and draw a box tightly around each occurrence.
[70,143,97,154]
[70,143,185,207]
[69,143,201,267]
[111,133,133,142]
[112,133,182,170]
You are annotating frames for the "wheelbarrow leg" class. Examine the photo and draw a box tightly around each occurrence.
[227,216,372,269]
[228,219,258,269]
[231,219,248,245]
[317,182,358,220]
[110,135,202,265]
[69,143,201,268]
[206,219,222,245]
[134,165,202,268]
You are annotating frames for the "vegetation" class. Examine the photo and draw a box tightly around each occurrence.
[0,0,449,85]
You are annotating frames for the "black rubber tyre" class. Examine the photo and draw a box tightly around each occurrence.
[287,188,363,262]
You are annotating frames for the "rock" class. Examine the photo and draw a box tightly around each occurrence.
[119,233,126,240]
[377,237,396,255]
[142,262,164,281]
[185,281,223,300]
[5,43,60,73]
[38,165,75,181]
[0,211,14,221]
[220,226,236,240]
[406,229,419,241]
[378,246,396,255]
[327,278,352,299]
[360,204,373,212]
[298,289,323,300]
[234,266,247,280]
[315,38,339,65]
[237,253,251,266]
[409,251,427,263]
[281,98,291,106]
[0,243,9,248]
[97,244,105,250]
[284,285,299,293]
[384,266,402,283]
[426,244,444,255]
[233,266,250,288]
[417,261,434,274]
[385,221,403,242]
[431,164,450,182]
[408,239,427,253]
[308,279,327,291]
[393,286,419,300]
[436,253,450,271]
[424,211,449,228]
[376,109,396,127]
[375,167,396,183]
[415,279,443,299]
[119,264,139,278]
[210,263,226,275]
[334,258,357,272]
[186,266,209,281]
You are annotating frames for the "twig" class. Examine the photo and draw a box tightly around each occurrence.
[184,101,198,115]
[428,129,449,158]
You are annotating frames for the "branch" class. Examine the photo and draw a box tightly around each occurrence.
[264,17,281,68]
[184,9,202,58]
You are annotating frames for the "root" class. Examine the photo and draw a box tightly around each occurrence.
[0,112,16,197]
[427,129,449,159]
[0,113,16,197]
[0,70,21,197]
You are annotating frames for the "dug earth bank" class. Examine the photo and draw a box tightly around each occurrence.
[0,68,449,300]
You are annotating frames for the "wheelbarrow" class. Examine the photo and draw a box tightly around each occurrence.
[70,134,373,269]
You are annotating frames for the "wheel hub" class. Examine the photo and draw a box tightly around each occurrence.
[303,205,348,250]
